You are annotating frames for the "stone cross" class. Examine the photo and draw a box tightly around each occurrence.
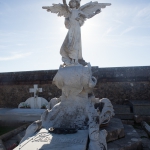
[29,84,42,98]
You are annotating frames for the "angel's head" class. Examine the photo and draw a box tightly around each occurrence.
[69,0,80,9]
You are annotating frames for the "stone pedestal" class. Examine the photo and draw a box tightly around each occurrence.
[14,129,88,150]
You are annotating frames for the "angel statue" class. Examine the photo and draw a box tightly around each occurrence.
[42,0,111,66]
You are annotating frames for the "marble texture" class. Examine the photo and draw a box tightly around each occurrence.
[16,1,112,150]
[29,84,42,98]
[38,65,114,150]
[43,1,111,66]
[18,97,48,109]
[15,129,88,150]
[20,120,42,144]
[87,101,108,150]
[42,64,97,129]
[18,84,48,109]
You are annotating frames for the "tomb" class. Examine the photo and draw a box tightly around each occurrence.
[1,0,147,149]
[18,84,48,109]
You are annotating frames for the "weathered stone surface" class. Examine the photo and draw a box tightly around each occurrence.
[1,66,150,85]
[0,66,150,107]
[130,100,150,115]
[102,118,125,142]
[0,140,6,150]
[122,120,134,125]
[134,115,150,123]
[0,84,61,108]
[115,113,134,120]
[113,105,130,114]
[0,108,45,125]
[135,128,150,150]
[141,121,150,137]
[0,70,57,85]
[94,82,150,105]
[98,66,150,82]
[14,129,88,150]
[108,125,142,150]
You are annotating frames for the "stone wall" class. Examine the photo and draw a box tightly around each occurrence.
[0,66,150,107]
[94,66,150,104]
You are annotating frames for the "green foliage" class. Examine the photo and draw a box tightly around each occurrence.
[20,103,31,108]
[41,104,47,109]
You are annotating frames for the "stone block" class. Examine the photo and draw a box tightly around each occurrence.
[0,109,45,125]
[14,129,88,150]
[122,120,134,125]
[115,113,134,120]
[134,115,150,123]
[108,124,142,150]
[113,105,131,114]
[102,118,125,142]
[130,100,150,115]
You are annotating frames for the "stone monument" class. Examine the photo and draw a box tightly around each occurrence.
[15,0,114,150]
[18,84,48,109]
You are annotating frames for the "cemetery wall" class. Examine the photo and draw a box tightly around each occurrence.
[0,66,150,107]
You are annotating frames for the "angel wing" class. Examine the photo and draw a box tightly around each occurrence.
[79,1,111,15]
[42,3,70,18]
[78,1,111,26]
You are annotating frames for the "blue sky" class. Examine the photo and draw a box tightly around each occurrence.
[0,0,150,72]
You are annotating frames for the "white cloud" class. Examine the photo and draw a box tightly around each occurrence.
[101,27,114,37]
[136,5,150,18]
[112,19,124,24]
[16,44,26,46]
[120,26,135,35]
[0,52,32,61]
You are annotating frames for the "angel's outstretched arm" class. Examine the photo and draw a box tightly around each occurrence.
[63,0,69,12]
[63,0,67,6]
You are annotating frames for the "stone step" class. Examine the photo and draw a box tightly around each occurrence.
[108,124,142,150]
[102,118,125,142]
[130,100,150,115]
[14,129,88,150]
[113,105,131,114]
[115,113,134,120]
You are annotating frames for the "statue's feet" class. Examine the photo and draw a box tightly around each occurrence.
[78,59,88,66]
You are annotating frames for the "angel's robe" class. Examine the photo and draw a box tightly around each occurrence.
[60,8,83,63]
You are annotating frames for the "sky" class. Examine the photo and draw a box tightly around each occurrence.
[0,0,150,72]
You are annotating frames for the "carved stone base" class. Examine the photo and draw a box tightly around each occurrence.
[42,99,89,129]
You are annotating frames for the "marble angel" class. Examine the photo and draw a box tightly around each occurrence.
[43,0,111,66]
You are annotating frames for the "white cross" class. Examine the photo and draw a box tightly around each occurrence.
[29,84,42,98]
